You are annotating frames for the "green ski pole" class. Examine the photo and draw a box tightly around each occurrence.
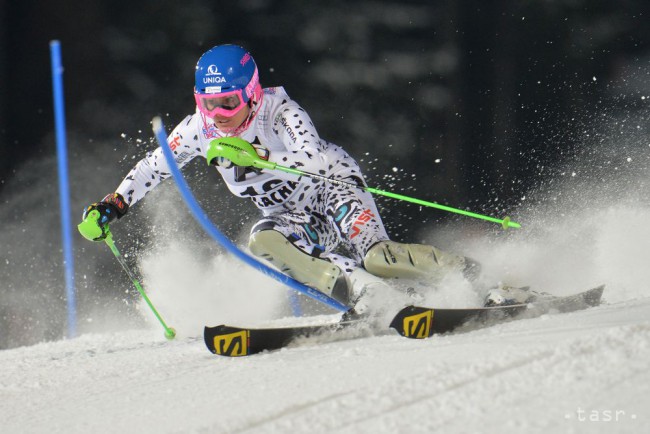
[206,137,521,230]
[78,211,176,339]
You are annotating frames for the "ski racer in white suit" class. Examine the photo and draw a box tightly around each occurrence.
[81,44,482,311]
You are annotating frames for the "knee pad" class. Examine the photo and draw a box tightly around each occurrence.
[249,230,351,303]
[363,240,476,280]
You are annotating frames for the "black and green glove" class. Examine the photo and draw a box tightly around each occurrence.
[78,193,129,241]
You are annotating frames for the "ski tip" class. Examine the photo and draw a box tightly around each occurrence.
[585,284,605,306]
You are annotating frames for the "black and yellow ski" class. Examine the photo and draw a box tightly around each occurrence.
[204,321,362,357]
[204,285,604,356]
[390,285,604,339]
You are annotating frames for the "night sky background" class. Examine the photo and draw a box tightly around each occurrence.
[1,1,649,348]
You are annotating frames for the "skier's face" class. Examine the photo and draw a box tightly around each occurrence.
[212,103,250,131]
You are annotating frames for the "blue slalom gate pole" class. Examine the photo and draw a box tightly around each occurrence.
[50,40,77,338]
[288,290,303,317]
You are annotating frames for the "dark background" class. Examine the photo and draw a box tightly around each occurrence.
[1,0,649,348]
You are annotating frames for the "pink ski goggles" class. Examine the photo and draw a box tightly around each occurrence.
[195,67,260,118]
[195,89,247,118]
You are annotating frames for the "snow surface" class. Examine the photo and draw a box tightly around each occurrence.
[1,292,648,433]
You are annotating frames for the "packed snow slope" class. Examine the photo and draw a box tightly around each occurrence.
[1,295,649,433]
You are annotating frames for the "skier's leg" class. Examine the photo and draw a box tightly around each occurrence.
[248,217,353,305]
[323,143,480,282]
[319,252,393,306]
[321,143,389,260]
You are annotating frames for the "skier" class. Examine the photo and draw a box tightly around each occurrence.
[80,44,525,311]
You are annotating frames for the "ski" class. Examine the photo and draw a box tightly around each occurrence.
[203,320,365,357]
[390,285,605,339]
[204,285,604,356]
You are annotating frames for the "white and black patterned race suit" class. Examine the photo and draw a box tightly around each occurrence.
[115,87,389,274]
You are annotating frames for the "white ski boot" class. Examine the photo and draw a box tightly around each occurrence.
[362,240,480,281]
[249,230,352,304]
[483,284,554,307]
[343,268,412,322]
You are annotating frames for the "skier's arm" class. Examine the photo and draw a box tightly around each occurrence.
[79,116,199,240]
[116,116,198,207]
[267,102,329,173]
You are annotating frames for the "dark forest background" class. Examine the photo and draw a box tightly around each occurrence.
[1,0,649,348]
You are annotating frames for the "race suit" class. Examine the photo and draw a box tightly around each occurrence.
[115,87,389,273]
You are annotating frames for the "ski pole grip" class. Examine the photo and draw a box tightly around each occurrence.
[206,137,274,169]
